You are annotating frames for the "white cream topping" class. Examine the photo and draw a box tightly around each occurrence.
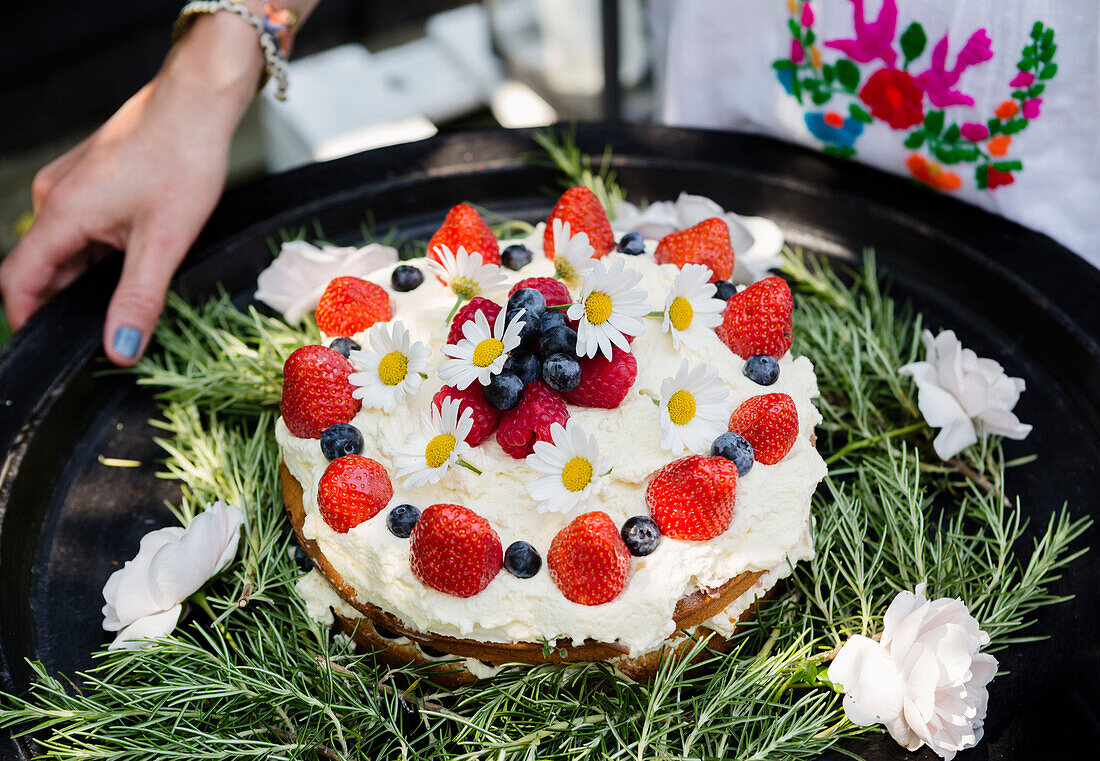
[281,238,826,656]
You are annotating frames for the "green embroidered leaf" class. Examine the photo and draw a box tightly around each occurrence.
[993,160,1024,172]
[822,64,836,83]
[1011,90,1029,100]
[943,124,960,143]
[900,22,927,66]
[772,60,797,72]
[1030,84,1046,97]
[789,19,802,38]
[1023,44,1037,58]
[987,118,1002,135]
[924,110,944,136]
[805,78,822,91]
[1003,119,1028,134]
[1031,21,1044,40]
[835,60,860,91]
[1040,63,1058,79]
[1017,59,1033,71]
[1041,43,1057,62]
[849,104,873,124]
[904,132,925,149]
[812,91,831,105]
[1042,28,1055,46]
[957,146,979,161]
[976,164,990,189]
[805,30,816,45]
[934,146,957,164]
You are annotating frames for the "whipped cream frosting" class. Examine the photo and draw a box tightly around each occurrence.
[278,233,827,656]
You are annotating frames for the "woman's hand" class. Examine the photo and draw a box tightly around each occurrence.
[0,14,264,365]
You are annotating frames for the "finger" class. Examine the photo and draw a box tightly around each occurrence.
[31,139,91,212]
[0,213,90,330]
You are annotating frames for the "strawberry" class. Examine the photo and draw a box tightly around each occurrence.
[564,347,637,408]
[653,218,735,282]
[433,384,500,446]
[281,346,361,438]
[727,393,798,465]
[509,276,572,308]
[547,512,631,605]
[543,186,614,260]
[717,276,793,359]
[315,276,392,336]
[446,297,502,346]
[496,381,569,458]
[645,455,738,541]
[317,455,393,533]
[410,503,502,597]
[428,203,500,266]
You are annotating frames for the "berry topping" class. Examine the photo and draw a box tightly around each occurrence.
[743,354,781,385]
[539,325,578,357]
[432,384,500,446]
[509,307,541,351]
[496,381,569,459]
[563,347,637,409]
[410,503,503,597]
[320,423,364,461]
[542,353,581,393]
[727,393,799,465]
[543,186,615,260]
[621,515,662,557]
[315,276,393,336]
[653,218,735,282]
[386,503,421,538]
[391,264,424,292]
[714,280,737,301]
[548,511,631,605]
[328,336,361,358]
[510,277,572,308]
[446,297,503,346]
[318,454,394,534]
[503,351,541,386]
[484,371,525,411]
[501,243,534,271]
[717,276,793,359]
[507,287,547,323]
[504,541,542,578]
[281,346,361,438]
[428,203,500,266]
[645,455,738,541]
[540,310,569,333]
[617,231,645,255]
[710,431,754,476]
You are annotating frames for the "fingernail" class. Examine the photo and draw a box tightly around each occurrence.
[112,326,143,359]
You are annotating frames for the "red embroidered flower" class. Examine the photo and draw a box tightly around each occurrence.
[987,168,1015,189]
[859,68,925,129]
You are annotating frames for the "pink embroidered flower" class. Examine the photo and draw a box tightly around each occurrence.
[960,122,989,141]
[791,39,805,64]
[860,68,925,129]
[825,0,898,68]
[1022,98,1043,118]
[801,2,814,27]
[916,30,993,108]
[1010,71,1035,88]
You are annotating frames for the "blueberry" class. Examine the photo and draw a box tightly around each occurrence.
[542,353,581,393]
[504,541,542,578]
[540,310,568,333]
[539,325,578,357]
[293,544,314,572]
[387,504,421,538]
[507,288,547,323]
[618,231,645,255]
[391,264,424,292]
[320,423,364,461]
[621,516,662,556]
[714,280,737,300]
[484,371,525,410]
[711,432,754,476]
[503,351,541,386]
[328,336,361,358]
[508,308,541,350]
[743,354,780,385]
[501,244,534,271]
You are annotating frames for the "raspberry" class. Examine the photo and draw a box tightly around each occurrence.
[548,511,631,605]
[446,297,502,346]
[281,346,361,438]
[653,218,735,282]
[410,503,502,597]
[315,276,392,336]
[428,203,500,266]
[645,455,738,541]
[509,277,572,308]
[317,455,393,533]
[564,347,637,408]
[496,381,569,459]
[717,276,793,359]
[727,393,799,465]
[543,187,615,260]
[433,384,500,446]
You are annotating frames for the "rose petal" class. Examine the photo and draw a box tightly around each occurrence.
[102,527,185,629]
[147,502,243,609]
[108,604,182,650]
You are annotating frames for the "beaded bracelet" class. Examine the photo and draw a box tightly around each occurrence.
[173,0,299,100]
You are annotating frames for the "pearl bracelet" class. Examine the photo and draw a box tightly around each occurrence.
[173,0,299,101]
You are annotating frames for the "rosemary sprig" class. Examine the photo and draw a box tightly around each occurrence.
[530,127,627,218]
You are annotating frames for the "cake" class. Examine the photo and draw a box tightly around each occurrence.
[276,189,827,683]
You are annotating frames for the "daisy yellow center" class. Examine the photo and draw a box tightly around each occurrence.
[377,351,408,385]
[668,296,694,331]
[424,434,457,469]
[561,457,593,492]
[667,390,697,426]
[473,338,505,367]
[451,276,480,300]
[584,291,613,325]
[555,259,576,281]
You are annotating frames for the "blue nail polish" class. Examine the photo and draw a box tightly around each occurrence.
[112,326,143,359]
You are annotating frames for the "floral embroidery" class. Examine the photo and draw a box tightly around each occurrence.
[773,1,1058,191]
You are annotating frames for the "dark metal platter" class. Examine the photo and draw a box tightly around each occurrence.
[1,124,1098,759]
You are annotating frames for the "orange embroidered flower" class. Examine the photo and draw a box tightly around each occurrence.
[823,111,845,128]
[987,135,1012,157]
[995,100,1019,120]
[786,0,797,14]
[907,154,962,192]
[810,45,823,68]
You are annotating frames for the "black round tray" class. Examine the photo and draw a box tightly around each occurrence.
[1,124,1098,760]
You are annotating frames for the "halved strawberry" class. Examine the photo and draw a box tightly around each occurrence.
[428,203,500,265]
[564,347,637,409]
[543,187,614,260]
[315,276,392,336]
[645,455,738,541]
[653,218,734,282]
[717,276,793,359]
[433,384,500,446]
[410,503,502,597]
[547,511,631,605]
[727,393,798,465]
[317,455,393,533]
[281,346,361,438]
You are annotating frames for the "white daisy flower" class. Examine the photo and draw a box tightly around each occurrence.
[658,360,730,455]
[662,264,725,350]
[524,421,605,514]
[426,244,507,303]
[439,307,527,390]
[551,218,598,282]
[347,320,430,412]
[393,398,475,489]
[567,257,650,360]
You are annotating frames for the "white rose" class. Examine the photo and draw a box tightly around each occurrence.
[899,330,1032,461]
[254,240,399,324]
[828,583,998,760]
[102,501,244,650]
